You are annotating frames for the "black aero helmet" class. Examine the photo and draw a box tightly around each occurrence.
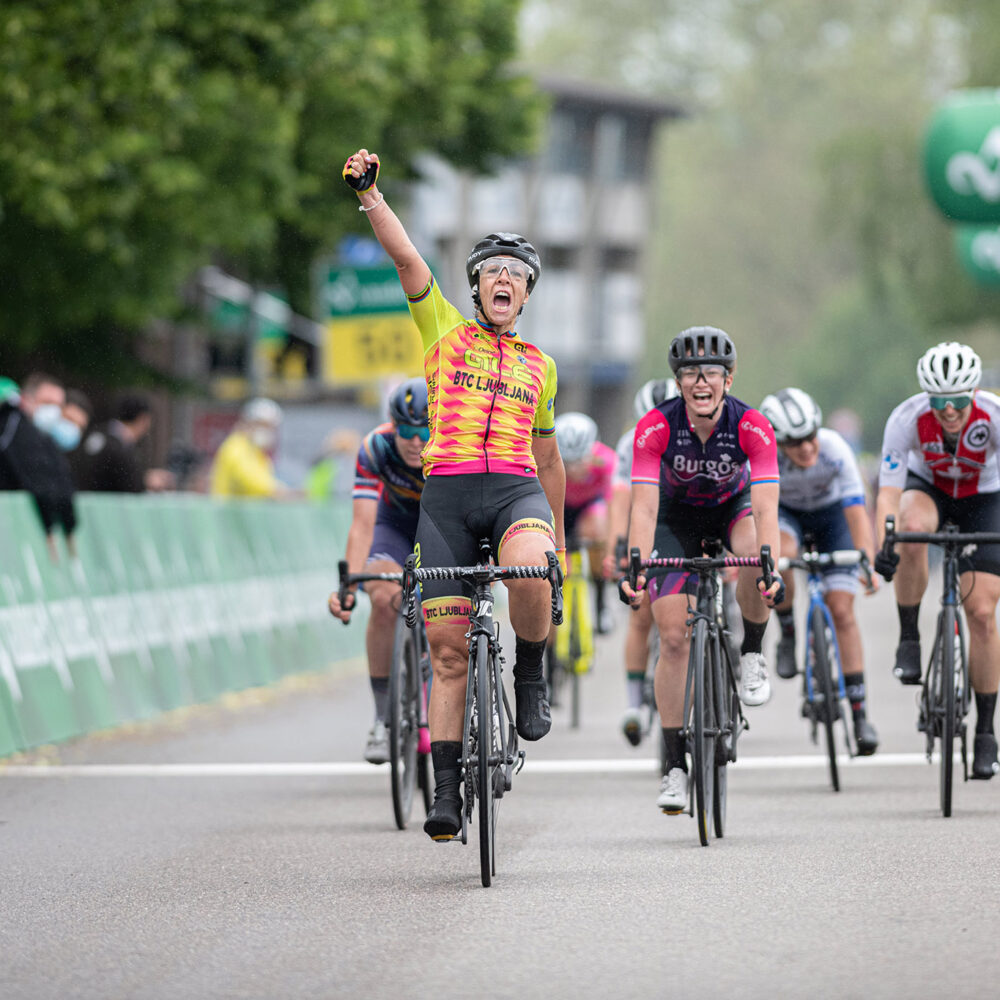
[466,233,541,293]
[668,326,737,374]
[388,377,429,426]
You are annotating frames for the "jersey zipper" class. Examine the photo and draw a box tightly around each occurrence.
[482,334,504,473]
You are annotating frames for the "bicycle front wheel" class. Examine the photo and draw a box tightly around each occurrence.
[689,619,714,847]
[939,605,957,817]
[809,604,840,793]
[713,636,735,839]
[389,613,420,829]
[476,635,497,886]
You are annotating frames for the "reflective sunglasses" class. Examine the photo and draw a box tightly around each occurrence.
[677,364,728,384]
[477,256,534,284]
[928,394,973,411]
[784,432,818,448]
[397,423,429,442]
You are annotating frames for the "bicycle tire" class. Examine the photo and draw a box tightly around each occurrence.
[809,604,840,793]
[389,614,419,829]
[713,637,734,838]
[476,634,496,886]
[568,578,583,729]
[689,618,713,847]
[939,605,956,817]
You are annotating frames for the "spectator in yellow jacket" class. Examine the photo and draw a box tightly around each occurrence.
[210,398,292,498]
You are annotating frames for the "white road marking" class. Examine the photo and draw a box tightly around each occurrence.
[0,752,943,778]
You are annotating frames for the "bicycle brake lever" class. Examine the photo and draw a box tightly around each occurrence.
[547,550,564,626]
[402,554,419,628]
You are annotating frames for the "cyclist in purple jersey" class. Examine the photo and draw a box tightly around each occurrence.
[621,327,783,814]
[328,379,427,764]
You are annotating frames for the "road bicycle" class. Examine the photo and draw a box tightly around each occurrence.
[336,565,432,830]
[545,541,593,728]
[393,542,563,886]
[880,516,1000,817]
[630,543,770,846]
[777,545,873,792]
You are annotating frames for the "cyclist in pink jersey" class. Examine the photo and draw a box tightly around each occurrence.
[874,341,1000,778]
[345,148,567,841]
[556,412,616,633]
[620,327,784,814]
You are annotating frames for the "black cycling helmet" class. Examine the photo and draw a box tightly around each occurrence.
[667,326,737,374]
[388,377,429,426]
[466,233,541,293]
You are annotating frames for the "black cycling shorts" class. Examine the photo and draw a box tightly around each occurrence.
[647,488,753,601]
[415,473,555,626]
[904,473,1000,576]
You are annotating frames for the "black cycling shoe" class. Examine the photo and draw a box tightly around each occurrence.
[775,634,798,679]
[514,679,552,741]
[854,717,879,757]
[972,733,1000,780]
[423,792,462,841]
[893,639,922,685]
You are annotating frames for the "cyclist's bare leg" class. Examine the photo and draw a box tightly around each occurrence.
[651,594,690,728]
[894,490,938,606]
[825,589,863,676]
[575,506,608,578]
[626,597,654,677]
[961,570,1000,696]
[363,561,403,681]
[499,530,553,641]
[774,530,799,614]
[729,514,769,625]
[425,620,472,741]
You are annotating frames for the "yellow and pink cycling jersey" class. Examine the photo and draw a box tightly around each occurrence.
[406,277,558,477]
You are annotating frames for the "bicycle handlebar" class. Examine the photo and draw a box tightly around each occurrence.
[628,545,774,590]
[882,514,1000,549]
[778,549,874,589]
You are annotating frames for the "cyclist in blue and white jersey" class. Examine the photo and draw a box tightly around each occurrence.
[328,379,428,763]
[759,388,880,756]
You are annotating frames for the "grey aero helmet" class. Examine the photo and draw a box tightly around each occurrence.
[633,378,679,421]
[668,326,737,373]
[916,342,982,395]
[388,377,429,426]
[555,411,598,464]
[759,387,822,443]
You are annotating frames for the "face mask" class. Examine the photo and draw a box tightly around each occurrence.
[51,419,82,451]
[32,403,62,434]
[249,426,276,451]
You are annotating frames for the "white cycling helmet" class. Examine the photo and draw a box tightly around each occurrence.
[916,342,981,395]
[633,378,679,421]
[241,397,283,426]
[758,387,822,443]
[555,411,598,464]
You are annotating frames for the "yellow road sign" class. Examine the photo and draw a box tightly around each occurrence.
[322,314,424,383]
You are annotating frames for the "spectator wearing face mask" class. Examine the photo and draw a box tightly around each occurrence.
[209,397,293,498]
[0,372,79,557]
[72,394,174,493]
[60,389,93,457]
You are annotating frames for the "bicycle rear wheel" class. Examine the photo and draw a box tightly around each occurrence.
[939,605,957,817]
[689,619,714,847]
[389,614,420,829]
[809,605,840,793]
[476,635,498,886]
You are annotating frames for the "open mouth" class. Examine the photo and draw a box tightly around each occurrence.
[691,388,714,405]
[491,289,512,314]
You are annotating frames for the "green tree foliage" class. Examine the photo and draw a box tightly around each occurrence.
[0,0,541,376]
[521,0,1000,446]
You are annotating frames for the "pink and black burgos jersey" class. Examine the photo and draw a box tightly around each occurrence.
[631,396,779,507]
[879,390,1000,499]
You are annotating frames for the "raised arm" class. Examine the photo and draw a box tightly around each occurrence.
[344,149,431,297]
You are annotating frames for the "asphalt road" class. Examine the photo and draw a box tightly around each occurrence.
[3,581,1000,999]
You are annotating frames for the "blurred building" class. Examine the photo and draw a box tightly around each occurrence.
[408,76,683,434]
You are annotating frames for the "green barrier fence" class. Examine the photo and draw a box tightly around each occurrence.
[0,492,366,756]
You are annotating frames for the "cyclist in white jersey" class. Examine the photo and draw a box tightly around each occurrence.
[759,388,880,755]
[874,342,1000,779]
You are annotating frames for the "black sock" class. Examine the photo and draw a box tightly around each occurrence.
[514,636,547,683]
[844,672,866,719]
[975,692,997,736]
[662,727,687,773]
[777,610,795,636]
[741,618,768,656]
[593,577,606,617]
[370,676,389,722]
[898,604,921,642]
[430,741,462,799]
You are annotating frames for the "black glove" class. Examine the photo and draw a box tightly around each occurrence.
[342,154,380,191]
[874,548,900,582]
[757,571,785,606]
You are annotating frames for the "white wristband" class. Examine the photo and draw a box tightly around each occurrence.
[358,194,384,213]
